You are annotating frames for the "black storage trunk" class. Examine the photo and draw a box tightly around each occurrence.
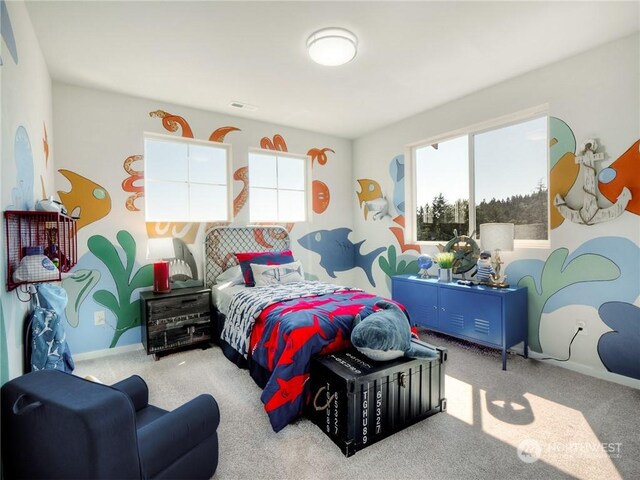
[309,348,447,457]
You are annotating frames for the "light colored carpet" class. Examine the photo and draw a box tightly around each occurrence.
[74,333,639,480]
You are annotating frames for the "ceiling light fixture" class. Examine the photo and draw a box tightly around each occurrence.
[307,27,358,67]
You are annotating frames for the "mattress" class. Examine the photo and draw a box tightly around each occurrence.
[212,283,247,316]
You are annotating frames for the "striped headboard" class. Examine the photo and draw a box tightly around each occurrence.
[203,226,290,287]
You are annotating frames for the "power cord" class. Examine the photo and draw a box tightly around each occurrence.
[535,327,583,362]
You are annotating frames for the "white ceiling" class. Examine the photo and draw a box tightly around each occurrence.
[26,1,639,139]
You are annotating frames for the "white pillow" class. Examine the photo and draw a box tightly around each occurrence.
[251,261,304,286]
[215,265,244,286]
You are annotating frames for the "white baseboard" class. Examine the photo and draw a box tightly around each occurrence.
[74,343,144,362]
[512,346,640,390]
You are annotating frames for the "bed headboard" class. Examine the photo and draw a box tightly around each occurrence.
[203,225,291,287]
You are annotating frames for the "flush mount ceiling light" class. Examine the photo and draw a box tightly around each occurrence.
[306,27,358,66]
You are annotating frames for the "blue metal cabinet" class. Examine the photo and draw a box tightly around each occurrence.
[392,275,528,370]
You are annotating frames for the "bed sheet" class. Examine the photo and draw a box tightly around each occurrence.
[212,283,247,316]
[222,283,391,432]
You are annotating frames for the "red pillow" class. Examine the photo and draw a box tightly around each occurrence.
[235,250,295,286]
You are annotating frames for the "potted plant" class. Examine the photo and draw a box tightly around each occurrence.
[434,252,455,282]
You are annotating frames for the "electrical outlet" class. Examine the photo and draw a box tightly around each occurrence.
[94,310,106,326]
[576,320,586,334]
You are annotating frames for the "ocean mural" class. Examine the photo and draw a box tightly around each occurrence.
[87,231,153,347]
[308,147,334,167]
[43,122,49,167]
[298,228,385,287]
[57,169,111,230]
[599,139,640,215]
[389,154,405,215]
[122,154,144,211]
[312,180,330,214]
[62,269,101,328]
[150,109,194,138]
[260,134,288,151]
[356,179,384,220]
[597,302,640,380]
[0,0,18,65]
[506,237,640,353]
[11,126,34,210]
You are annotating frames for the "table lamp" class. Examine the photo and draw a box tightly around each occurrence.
[479,223,514,287]
[146,237,174,293]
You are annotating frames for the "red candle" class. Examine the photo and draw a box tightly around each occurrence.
[153,261,171,293]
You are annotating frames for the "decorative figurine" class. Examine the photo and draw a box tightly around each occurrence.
[475,250,496,283]
[417,254,433,278]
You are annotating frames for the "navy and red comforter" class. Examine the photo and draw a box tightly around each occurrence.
[224,282,389,432]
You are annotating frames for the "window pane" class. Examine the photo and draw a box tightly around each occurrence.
[249,153,277,188]
[189,184,228,222]
[189,144,227,185]
[415,136,469,242]
[145,180,188,221]
[145,139,188,182]
[249,187,278,222]
[278,156,305,190]
[278,190,306,222]
[474,116,548,240]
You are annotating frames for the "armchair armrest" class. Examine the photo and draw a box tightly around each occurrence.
[111,375,149,411]
[137,394,220,478]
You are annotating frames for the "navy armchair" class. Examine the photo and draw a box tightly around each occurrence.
[1,369,220,479]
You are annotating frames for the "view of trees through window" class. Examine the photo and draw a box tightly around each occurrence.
[414,116,548,242]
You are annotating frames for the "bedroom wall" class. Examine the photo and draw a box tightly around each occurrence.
[1,0,54,382]
[52,83,355,354]
[352,33,640,387]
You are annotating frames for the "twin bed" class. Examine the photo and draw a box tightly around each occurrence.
[203,226,395,432]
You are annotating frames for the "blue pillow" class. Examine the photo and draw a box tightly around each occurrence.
[235,250,294,286]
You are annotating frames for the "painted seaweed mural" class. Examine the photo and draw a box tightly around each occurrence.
[597,302,640,380]
[87,231,153,347]
[511,248,620,353]
[379,245,419,278]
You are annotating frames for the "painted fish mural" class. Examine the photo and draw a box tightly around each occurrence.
[57,170,111,230]
[356,179,384,220]
[599,139,640,216]
[297,228,385,286]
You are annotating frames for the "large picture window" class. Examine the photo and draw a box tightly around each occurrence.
[248,149,309,223]
[408,110,549,244]
[144,133,231,222]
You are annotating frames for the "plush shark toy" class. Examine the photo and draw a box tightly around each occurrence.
[351,300,439,361]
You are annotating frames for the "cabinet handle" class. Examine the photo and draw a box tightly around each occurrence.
[441,307,445,312]
[433,305,437,310]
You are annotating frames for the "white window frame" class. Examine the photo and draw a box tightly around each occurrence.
[248,148,312,223]
[143,132,233,222]
[405,105,550,249]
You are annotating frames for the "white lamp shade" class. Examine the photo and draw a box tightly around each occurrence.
[146,237,175,260]
[307,27,357,66]
[480,223,514,252]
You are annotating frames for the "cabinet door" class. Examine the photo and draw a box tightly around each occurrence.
[392,279,439,329]
[439,288,502,346]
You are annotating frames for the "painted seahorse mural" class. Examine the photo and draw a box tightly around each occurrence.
[88,231,153,348]
[261,134,288,151]
[308,147,334,167]
[0,0,18,65]
[298,228,385,287]
[57,170,111,230]
[598,139,640,215]
[505,236,639,353]
[597,302,640,380]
